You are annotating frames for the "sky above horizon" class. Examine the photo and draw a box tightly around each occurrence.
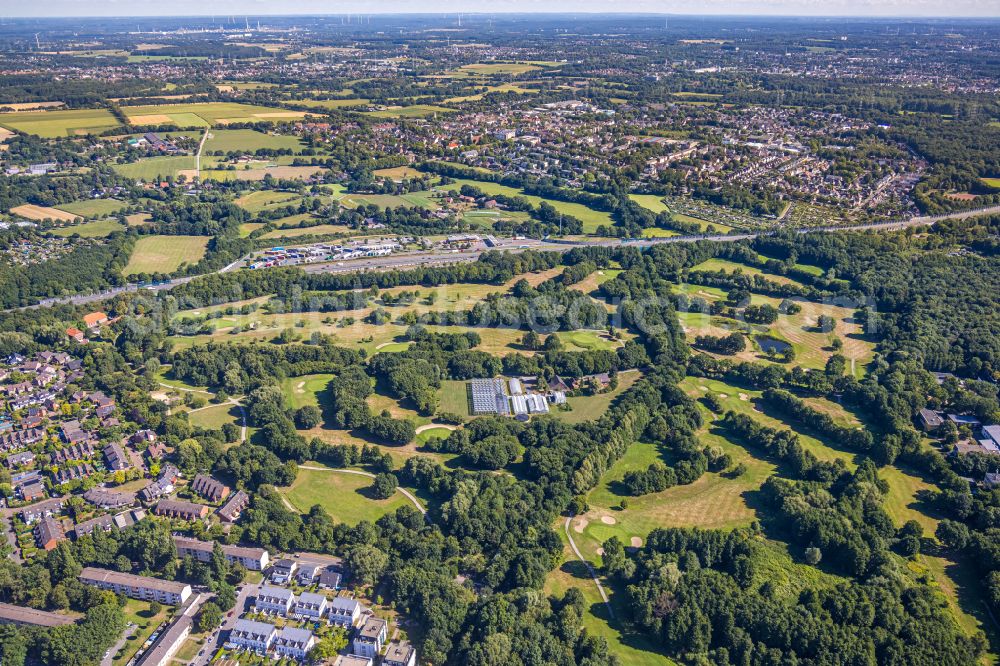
[5,0,1000,18]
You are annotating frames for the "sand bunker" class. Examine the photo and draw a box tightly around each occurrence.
[600,515,617,525]
[739,393,750,401]
[630,536,643,547]
[573,518,588,533]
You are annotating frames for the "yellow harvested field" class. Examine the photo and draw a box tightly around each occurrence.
[250,112,308,119]
[129,114,173,124]
[10,204,79,222]
[0,101,65,111]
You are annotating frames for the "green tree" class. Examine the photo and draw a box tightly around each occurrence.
[198,602,223,633]
[346,545,389,586]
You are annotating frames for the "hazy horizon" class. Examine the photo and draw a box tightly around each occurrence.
[4,1,1000,19]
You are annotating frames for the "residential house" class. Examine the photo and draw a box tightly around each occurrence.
[383,641,417,666]
[60,421,87,444]
[172,536,269,571]
[296,561,322,586]
[918,408,944,432]
[327,597,362,627]
[254,586,294,616]
[73,514,115,538]
[53,442,95,463]
[0,603,76,628]
[135,615,192,666]
[34,516,65,551]
[79,567,191,605]
[547,375,571,392]
[273,627,316,660]
[19,497,63,524]
[331,657,372,666]
[352,617,387,659]
[53,462,94,485]
[103,442,129,471]
[65,328,85,343]
[228,619,276,654]
[83,487,136,509]
[19,480,45,502]
[139,464,178,502]
[318,567,342,590]
[153,499,209,521]
[146,441,168,461]
[191,474,231,503]
[982,425,1000,450]
[217,490,250,522]
[6,451,34,468]
[82,312,108,330]
[270,559,297,584]
[292,592,327,620]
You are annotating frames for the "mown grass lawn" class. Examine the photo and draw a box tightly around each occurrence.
[187,403,240,430]
[281,466,408,524]
[124,235,209,275]
[48,219,125,238]
[55,198,127,218]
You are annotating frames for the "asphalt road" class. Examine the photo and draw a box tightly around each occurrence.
[10,203,1000,314]
[189,582,258,666]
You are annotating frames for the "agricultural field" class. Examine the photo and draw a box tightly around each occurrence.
[234,190,301,213]
[113,155,196,181]
[293,98,370,110]
[10,204,79,222]
[54,198,127,218]
[120,102,308,126]
[438,178,613,233]
[372,166,426,181]
[124,235,209,275]
[437,379,471,416]
[47,219,125,238]
[280,465,409,524]
[639,227,679,238]
[203,129,305,152]
[260,223,351,239]
[199,165,323,182]
[0,107,120,137]
[363,104,456,118]
[125,213,152,226]
[448,62,543,77]
[239,222,265,237]
[628,193,669,213]
[338,191,440,210]
[443,83,536,103]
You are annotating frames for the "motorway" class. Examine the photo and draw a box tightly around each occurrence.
[10,203,1000,313]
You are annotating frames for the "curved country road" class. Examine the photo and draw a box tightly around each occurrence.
[297,465,427,515]
[564,514,614,618]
